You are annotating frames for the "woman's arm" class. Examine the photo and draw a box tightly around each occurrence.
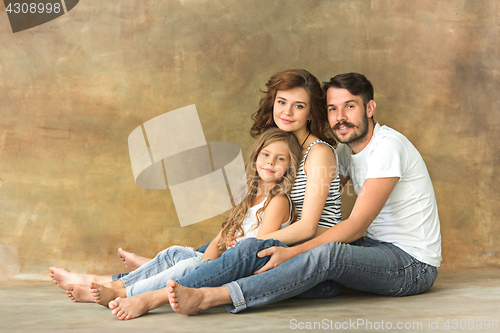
[258,143,337,245]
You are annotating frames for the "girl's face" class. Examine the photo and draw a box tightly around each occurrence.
[255,140,290,184]
[273,87,311,135]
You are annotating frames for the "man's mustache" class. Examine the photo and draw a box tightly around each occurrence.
[332,122,356,130]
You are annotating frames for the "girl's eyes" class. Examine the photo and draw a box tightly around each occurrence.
[261,152,286,161]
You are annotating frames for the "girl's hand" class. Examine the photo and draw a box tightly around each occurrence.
[252,246,294,274]
[225,236,237,250]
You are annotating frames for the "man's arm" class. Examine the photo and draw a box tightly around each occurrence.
[254,177,399,274]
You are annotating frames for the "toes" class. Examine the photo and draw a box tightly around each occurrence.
[116,310,127,320]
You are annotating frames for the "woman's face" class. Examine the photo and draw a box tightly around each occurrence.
[273,87,311,135]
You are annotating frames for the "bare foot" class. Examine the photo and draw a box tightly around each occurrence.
[167,280,207,315]
[109,288,172,320]
[109,296,151,320]
[90,283,125,306]
[49,267,112,290]
[118,248,151,271]
[66,284,95,303]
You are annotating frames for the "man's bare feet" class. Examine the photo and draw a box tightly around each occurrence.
[49,267,112,290]
[167,280,208,315]
[90,282,126,306]
[109,296,151,320]
[118,248,151,271]
[66,284,95,303]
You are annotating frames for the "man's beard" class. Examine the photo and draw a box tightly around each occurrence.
[331,112,369,145]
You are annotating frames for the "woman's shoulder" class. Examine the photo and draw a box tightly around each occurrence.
[306,140,336,160]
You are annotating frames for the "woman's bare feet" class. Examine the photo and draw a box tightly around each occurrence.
[108,287,172,320]
[90,282,126,306]
[49,267,112,290]
[66,284,95,303]
[118,248,151,271]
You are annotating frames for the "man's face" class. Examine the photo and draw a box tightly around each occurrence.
[327,88,371,149]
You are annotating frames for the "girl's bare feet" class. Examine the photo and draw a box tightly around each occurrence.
[49,267,112,289]
[49,267,111,290]
[90,282,126,306]
[118,248,151,271]
[66,284,95,303]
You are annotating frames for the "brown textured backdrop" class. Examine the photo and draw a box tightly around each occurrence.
[0,0,498,280]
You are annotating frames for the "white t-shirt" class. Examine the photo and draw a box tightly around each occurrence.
[336,123,442,267]
[236,194,293,240]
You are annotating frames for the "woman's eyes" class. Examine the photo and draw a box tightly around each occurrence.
[277,100,305,109]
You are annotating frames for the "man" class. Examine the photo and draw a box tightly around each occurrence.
[108,73,441,319]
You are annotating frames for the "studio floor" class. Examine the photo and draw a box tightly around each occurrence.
[1,269,499,333]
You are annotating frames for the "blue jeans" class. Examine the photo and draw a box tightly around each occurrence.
[175,237,438,313]
[111,242,210,281]
[119,246,210,297]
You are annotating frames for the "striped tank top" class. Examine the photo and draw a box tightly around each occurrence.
[289,140,342,228]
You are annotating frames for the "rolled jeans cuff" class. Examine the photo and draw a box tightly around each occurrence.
[112,273,128,281]
[224,281,246,313]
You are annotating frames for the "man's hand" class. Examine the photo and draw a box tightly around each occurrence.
[253,246,294,274]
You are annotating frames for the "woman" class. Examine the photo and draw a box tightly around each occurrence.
[107,69,342,320]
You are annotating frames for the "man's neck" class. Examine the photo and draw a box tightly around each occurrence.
[348,121,376,154]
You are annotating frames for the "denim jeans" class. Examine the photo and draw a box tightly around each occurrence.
[119,246,209,297]
[111,242,210,281]
[175,237,438,313]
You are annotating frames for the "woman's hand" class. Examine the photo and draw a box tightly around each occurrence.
[253,246,295,274]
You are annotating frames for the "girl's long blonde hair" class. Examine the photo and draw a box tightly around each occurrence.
[217,128,302,253]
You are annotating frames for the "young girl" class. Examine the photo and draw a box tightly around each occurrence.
[54,128,302,306]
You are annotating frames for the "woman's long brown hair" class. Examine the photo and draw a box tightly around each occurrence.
[250,69,336,146]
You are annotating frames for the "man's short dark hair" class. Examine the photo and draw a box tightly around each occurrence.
[323,73,374,108]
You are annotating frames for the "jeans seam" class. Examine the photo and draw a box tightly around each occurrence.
[246,263,333,303]
[180,244,261,288]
